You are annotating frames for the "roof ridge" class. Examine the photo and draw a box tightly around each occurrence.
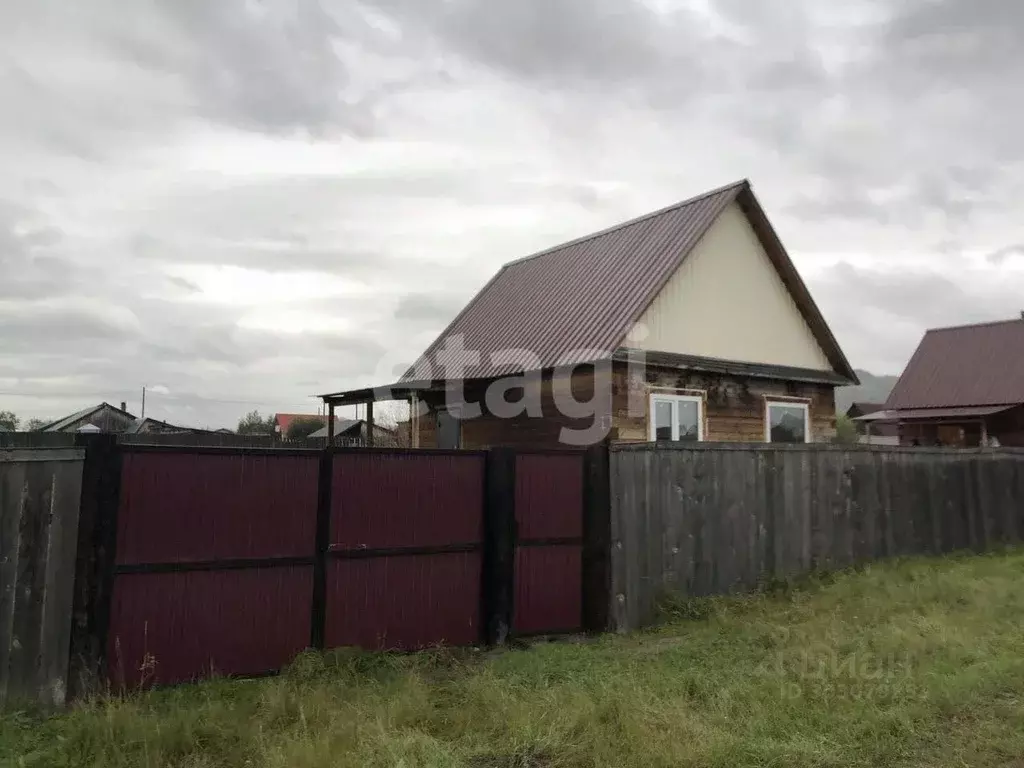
[926,317,1024,333]
[502,178,749,268]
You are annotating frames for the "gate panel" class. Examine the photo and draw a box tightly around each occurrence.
[108,448,319,686]
[108,567,312,687]
[325,452,485,650]
[325,553,481,650]
[513,453,585,634]
[514,546,582,634]
[116,451,318,563]
[330,453,482,549]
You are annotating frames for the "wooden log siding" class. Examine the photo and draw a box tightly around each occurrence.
[609,443,1024,631]
[416,361,837,449]
[613,363,836,443]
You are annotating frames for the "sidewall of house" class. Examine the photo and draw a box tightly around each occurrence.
[612,362,836,444]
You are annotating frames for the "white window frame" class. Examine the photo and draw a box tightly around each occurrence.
[648,393,704,442]
[764,400,811,444]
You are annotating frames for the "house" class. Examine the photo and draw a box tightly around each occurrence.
[307,419,401,445]
[123,418,210,436]
[39,402,137,433]
[39,403,207,436]
[845,402,899,445]
[860,316,1024,447]
[273,413,324,436]
[319,179,858,448]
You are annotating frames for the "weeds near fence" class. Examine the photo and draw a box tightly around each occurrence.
[6,550,1024,767]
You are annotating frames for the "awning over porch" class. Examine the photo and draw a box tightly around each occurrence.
[853,405,1015,423]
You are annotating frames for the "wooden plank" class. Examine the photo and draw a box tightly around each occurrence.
[0,450,85,709]
[677,451,697,595]
[691,450,714,597]
[659,449,684,595]
[608,449,627,632]
[622,451,644,629]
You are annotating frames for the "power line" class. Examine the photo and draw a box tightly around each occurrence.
[0,389,325,409]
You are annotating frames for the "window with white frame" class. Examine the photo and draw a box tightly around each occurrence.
[765,401,810,443]
[649,393,704,442]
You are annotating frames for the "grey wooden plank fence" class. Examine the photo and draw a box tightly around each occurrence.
[610,443,1024,631]
[0,449,85,708]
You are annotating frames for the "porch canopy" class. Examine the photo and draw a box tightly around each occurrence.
[318,377,445,447]
[853,405,1016,445]
[852,405,1015,424]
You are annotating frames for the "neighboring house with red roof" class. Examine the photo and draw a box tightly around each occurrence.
[320,179,858,448]
[863,316,1024,447]
[273,413,323,436]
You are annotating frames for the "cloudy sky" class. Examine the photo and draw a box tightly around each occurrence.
[2,0,1022,428]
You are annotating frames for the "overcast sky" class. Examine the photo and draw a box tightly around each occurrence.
[2,0,1022,428]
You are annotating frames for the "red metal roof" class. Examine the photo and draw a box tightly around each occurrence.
[400,180,856,383]
[885,318,1024,409]
[273,413,324,433]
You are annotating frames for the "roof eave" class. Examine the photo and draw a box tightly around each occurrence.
[614,348,853,386]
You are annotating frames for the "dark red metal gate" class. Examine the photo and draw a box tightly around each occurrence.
[80,440,608,692]
[107,448,318,687]
[324,451,485,650]
[512,452,585,635]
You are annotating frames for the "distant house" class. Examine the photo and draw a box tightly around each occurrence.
[39,402,207,436]
[273,413,323,436]
[859,316,1024,447]
[308,419,399,445]
[320,179,857,448]
[40,402,137,433]
[123,418,210,436]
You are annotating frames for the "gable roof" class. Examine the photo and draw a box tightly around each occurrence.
[307,418,359,438]
[123,417,207,435]
[40,402,137,432]
[885,317,1024,410]
[401,179,856,383]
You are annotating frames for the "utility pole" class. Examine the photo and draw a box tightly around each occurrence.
[141,386,146,419]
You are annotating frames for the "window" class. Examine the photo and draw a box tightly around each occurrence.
[649,394,704,442]
[765,401,810,443]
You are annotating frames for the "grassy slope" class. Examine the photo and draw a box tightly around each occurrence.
[5,552,1024,768]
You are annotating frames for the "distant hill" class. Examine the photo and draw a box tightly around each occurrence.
[835,370,900,414]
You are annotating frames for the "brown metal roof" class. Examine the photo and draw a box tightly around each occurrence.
[856,405,1014,422]
[398,179,856,383]
[885,318,1024,409]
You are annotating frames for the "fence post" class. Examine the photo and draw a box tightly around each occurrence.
[310,447,333,650]
[582,441,612,633]
[483,447,517,645]
[67,434,122,700]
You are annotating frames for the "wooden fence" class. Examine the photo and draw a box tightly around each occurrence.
[610,443,1024,631]
[0,449,85,708]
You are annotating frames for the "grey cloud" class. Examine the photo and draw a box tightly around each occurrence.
[394,294,465,325]
[808,262,1024,372]
[987,245,1024,266]
[375,0,700,87]
[147,0,362,135]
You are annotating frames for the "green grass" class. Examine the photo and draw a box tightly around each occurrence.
[6,551,1024,768]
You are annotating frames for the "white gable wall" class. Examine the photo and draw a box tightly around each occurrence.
[631,202,834,371]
